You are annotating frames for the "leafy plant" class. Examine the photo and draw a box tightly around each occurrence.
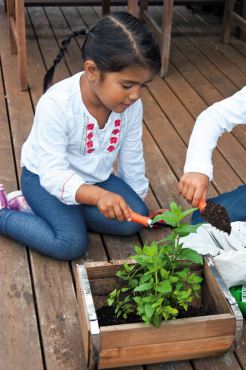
[107,202,203,327]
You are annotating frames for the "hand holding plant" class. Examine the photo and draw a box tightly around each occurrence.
[108,202,203,327]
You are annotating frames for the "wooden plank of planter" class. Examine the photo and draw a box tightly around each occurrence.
[76,263,100,370]
[99,335,235,368]
[100,314,235,348]
[76,259,239,369]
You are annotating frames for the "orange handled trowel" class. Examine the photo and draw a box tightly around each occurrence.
[198,198,231,234]
[128,210,169,229]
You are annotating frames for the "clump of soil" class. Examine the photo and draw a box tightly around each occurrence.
[201,201,231,234]
[97,305,213,327]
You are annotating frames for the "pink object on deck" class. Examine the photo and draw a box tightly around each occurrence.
[7,190,34,214]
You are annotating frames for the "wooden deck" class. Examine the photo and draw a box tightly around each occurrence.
[0,1,246,369]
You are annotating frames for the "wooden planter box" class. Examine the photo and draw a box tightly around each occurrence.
[75,256,243,369]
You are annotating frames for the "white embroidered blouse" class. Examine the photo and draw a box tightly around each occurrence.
[21,72,149,205]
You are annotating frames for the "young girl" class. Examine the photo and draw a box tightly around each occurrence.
[179,85,246,224]
[0,12,161,260]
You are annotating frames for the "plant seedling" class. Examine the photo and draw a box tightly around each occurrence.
[108,202,203,327]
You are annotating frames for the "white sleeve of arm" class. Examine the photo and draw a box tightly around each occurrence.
[118,100,149,200]
[34,97,84,205]
[184,86,246,181]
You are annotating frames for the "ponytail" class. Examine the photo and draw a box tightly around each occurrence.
[43,28,87,93]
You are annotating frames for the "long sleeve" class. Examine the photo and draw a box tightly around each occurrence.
[184,86,246,180]
[118,99,149,199]
[23,96,85,205]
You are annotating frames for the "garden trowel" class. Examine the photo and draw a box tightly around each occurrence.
[128,210,169,229]
[198,199,231,234]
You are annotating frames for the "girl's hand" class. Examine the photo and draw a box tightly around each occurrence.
[75,184,131,221]
[96,191,131,222]
[178,172,209,207]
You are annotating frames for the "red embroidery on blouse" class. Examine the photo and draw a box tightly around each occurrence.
[110,137,118,144]
[112,129,120,135]
[107,119,122,152]
[115,119,121,127]
[84,118,123,155]
[60,173,75,203]
[84,122,95,154]
[107,145,115,152]
[87,123,94,130]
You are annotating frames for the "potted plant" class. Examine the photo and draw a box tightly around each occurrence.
[106,203,203,327]
[75,203,243,370]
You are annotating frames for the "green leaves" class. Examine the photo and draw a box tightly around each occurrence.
[176,224,201,237]
[107,202,203,327]
[152,204,199,228]
[155,280,172,294]
[152,211,179,227]
[179,248,203,265]
[134,282,153,292]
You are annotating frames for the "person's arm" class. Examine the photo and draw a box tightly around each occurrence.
[179,86,246,206]
[118,99,149,201]
[75,184,131,221]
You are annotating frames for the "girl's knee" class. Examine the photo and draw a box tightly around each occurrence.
[56,233,88,261]
[120,219,144,236]
[132,200,148,217]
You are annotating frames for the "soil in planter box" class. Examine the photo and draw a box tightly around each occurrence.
[201,201,231,234]
[97,305,213,326]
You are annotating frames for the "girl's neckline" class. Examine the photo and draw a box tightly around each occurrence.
[78,72,117,130]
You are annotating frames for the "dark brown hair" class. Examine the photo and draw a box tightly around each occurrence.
[43,11,161,92]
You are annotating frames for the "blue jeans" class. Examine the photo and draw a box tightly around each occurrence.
[0,168,148,260]
[191,184,246,225]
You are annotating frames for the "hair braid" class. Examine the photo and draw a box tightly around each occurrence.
[43,28,87,93]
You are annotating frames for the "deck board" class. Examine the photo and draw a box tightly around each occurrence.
[0,1,245,369]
